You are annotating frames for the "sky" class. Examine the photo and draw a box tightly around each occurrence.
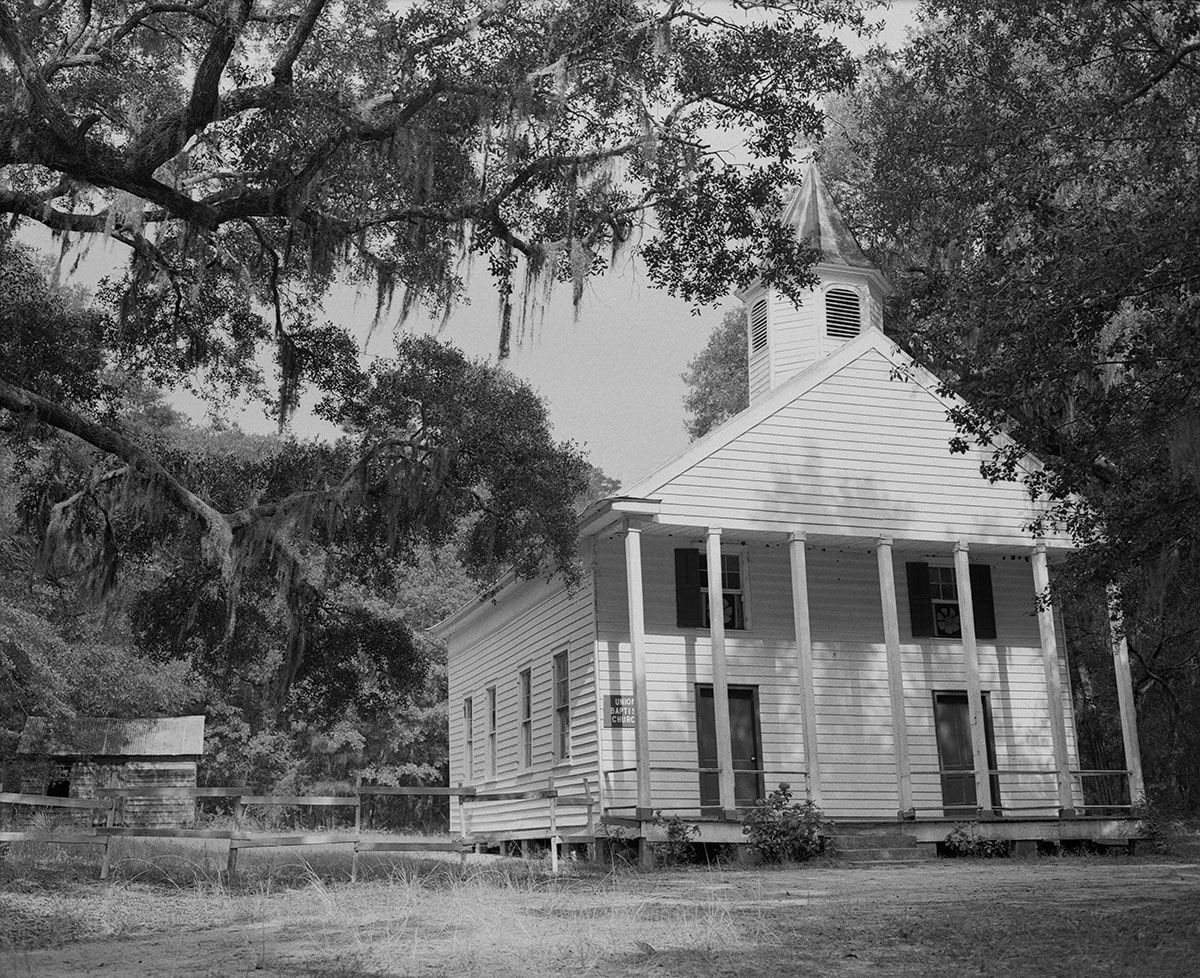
[45,1,922,490]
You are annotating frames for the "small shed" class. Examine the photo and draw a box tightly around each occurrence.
[17,716,206,827]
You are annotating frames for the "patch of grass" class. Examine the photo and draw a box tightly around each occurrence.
[5,839,1200,978]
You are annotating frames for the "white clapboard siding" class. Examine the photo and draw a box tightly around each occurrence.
[593,536,1078,819]
[643,345,1060,545]
[748,347,771,406]
[447,574,599,836]
[770,293,818,391]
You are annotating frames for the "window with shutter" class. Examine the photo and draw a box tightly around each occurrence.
[825,287,861,339]
[906,562,997,640]
[675,548,746,630]
[750,298,769,352]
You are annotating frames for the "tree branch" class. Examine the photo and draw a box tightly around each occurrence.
[272,0,327,86]
[132,0,253,172]
[0,376,235,580]
[0,3,84,151]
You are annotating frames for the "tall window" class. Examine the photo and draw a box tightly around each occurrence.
[486,686,497,778]
[553,650,571,762]
[674,548,746,629]
[906,562,996,640]
[462,697,474,782]
[519,668,532,769]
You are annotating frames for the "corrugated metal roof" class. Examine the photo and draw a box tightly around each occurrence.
[17,716,205,756]
[781,161,877,270]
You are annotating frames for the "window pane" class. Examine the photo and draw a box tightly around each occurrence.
[722,554,741,591]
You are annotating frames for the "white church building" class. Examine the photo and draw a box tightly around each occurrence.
[433,163,1145,860]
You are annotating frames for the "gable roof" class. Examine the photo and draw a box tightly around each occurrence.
[17,716,206,757]
[613,328,1069,549]
[623,329,910,497]
[782,161,876,270]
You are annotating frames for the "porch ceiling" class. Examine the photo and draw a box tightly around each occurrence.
[592,519,1065,559]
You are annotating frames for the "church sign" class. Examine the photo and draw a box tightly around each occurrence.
[605,695,636,728]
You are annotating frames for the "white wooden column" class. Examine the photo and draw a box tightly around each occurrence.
[877,537,913,816]
[706,528,737,816]
[623,521,652,819]
[1107,587,1147,806]
[954,541,994,813]
[788,531,822,804]
[1032,544,1075,814]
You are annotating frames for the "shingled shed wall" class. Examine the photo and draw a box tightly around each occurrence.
[17,716,205,828]
[69,760,200,827]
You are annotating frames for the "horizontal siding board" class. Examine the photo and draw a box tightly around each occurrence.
[646,348,1056,545]
[591,538,1079,819]
[447,573,599,835]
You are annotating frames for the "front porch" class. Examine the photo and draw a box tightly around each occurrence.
[599,809,1148,863]
[586,504,1147,867]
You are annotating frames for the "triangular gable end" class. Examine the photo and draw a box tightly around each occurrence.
[623,332,1069,549]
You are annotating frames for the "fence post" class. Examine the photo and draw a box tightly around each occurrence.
[99,795,116,881]
[457,782,468,869]
[548,773,559,875]
[351,777,362,883]
[582,777,596,861]
[227,794,244,878]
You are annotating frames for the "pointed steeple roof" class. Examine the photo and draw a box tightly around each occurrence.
[781,160,876,270]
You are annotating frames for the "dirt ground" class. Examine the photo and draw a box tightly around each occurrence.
[3,857,1200,978]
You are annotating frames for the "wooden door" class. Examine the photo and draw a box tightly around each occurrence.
[933,692,1002,816]
[696,685,763,814]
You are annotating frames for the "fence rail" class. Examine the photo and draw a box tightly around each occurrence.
[0,779,596,881]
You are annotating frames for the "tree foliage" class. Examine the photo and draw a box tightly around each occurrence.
[0,0,866,366]
[828,0,1200,808]
[0,0,872,636]
[681,306,748,440]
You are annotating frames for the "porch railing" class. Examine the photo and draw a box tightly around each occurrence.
[907,767,1137,818]
[600,765,810,819]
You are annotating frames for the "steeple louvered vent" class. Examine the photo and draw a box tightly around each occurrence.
[750,299,768,352]
[825,288,861,340]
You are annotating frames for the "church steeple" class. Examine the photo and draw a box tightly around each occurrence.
[740,161,891,406]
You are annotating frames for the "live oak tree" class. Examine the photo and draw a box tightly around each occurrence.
[826,0,1200,808]
[681,306,748,440]
[0,0,870,626]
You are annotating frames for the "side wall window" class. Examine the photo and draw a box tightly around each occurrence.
[552,650,571,762]
[463,697,474,782]
[519,668,533,769]
[906,562,996,640]
[486,685,497,778]
[674,549,746,629]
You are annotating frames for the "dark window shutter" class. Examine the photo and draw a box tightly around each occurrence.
[906,562,934,637]
[970,564,997,640]
[674,549,704,628]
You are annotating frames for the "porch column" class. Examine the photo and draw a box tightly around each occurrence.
[954,541,994,813]
[1107,587,1147,806]
[622,521,652,819]
[1032,544,1075,814]
[706,527,737,816]
[876,537,913,816]
[788,531,822,804]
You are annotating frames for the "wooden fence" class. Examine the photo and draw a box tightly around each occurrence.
[0,780,596,881]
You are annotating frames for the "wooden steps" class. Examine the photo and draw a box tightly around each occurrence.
[833,830,936,867]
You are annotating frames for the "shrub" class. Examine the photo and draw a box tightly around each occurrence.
[650,811,699,865]
[741,783,831,863]
[942,822,1010,858]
